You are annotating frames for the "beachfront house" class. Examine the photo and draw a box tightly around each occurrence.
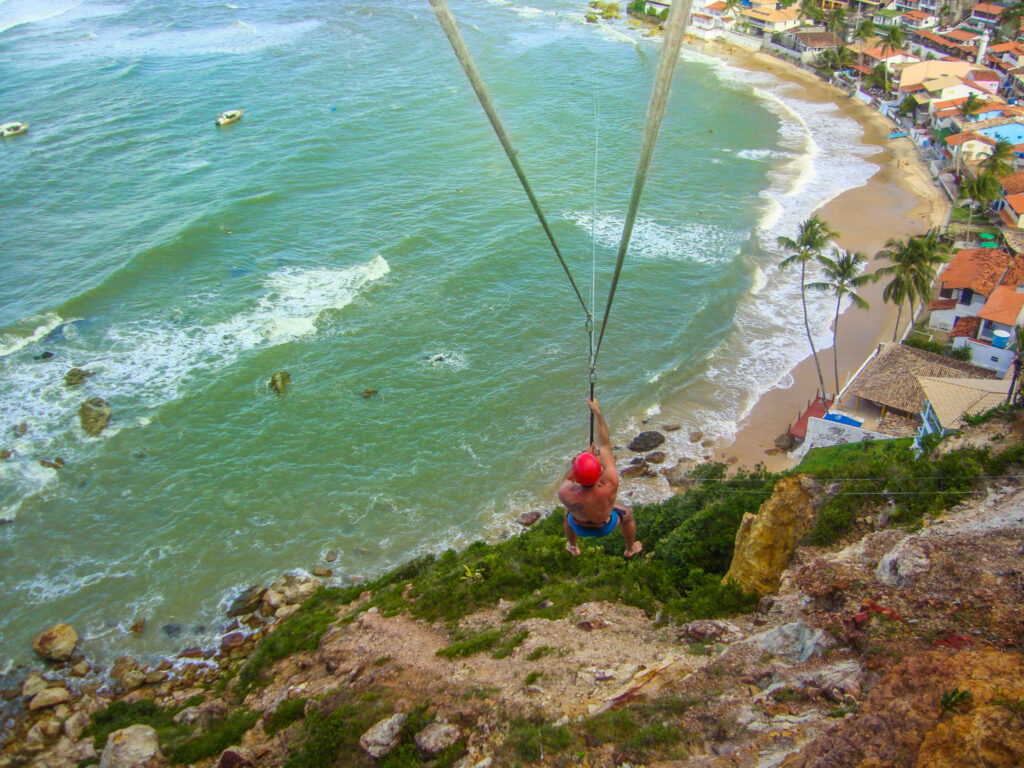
[790,30,844,63]
[995,170,1024,228]
[928,247,1014,332]
[901,9,938,31]
[864,45,921,72]
[741,5,801,35]
[964,2,1004,33]
[872,7,904,29]
[838,342,997,431]
[914,375,1008,448]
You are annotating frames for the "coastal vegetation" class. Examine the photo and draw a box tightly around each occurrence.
[875,228,951,342]
[778,215,841,397]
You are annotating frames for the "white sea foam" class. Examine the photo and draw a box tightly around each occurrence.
[736,148,776,161]
[0,256,390,514]
[564,210,746,265]
[0,313,64,358]
[0,0,84,34]
[424,349,468,370]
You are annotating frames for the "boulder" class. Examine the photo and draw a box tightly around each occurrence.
[749,620,834,662]
[517,510,542,527]
[64,368,95,387]
[360,713,408,758]
[220,632,246,652]
[415,721,462,756]
[645,451,666,464]
[13,422,28,438]
[70,660,91,677]
[324,550,338,563]
[621,462,648,478]
[218,747,254,767]
[312,567,332,578]
[689,430,703,443]
[663,423,682,432]
[774,432,796,451]
[99,724,165,768]
[677,620,743,643]
[723,475,823,596]
[32,622,79,661]
[660,459,697,487]
[269,572,320,605]
[226,585,267,617]
[111,656,146,690]
[79,397,111,436]
[29,686,71,710]
[628,431,665,452]
[362,388,378,398]
[268,371,290,394]
[875,538,931,588]
[22,672,48,698]
[64,710,90,741]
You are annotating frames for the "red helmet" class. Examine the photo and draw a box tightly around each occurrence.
[572,452,602,486]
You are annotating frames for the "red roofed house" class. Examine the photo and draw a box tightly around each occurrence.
[901,9,937,30]
[998,192,1024,228]
[791,30,844,64]
[929,247,1013,332]
[946,251,1024,376]
[968,2,1004,31]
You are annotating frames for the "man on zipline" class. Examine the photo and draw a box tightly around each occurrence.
[560,398,642,559]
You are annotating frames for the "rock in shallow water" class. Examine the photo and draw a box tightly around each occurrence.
[79,397,111,436]
[32,622,78,662]
[628,431,665,452]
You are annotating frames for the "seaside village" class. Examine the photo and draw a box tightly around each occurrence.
[630,0,1024,458]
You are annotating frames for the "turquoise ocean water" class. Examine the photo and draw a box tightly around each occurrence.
[0,0,877,669]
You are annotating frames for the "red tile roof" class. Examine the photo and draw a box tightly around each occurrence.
[972,2,1004,14]
[1007,192,1024,215]
[707,1,727,11]
[950,316,982,337]
[1002,255,1024,287]
[947,29,980,43]
[1000,207,1019,228]
[970,69,1001,81]
[945,131,994,147]
[929,298,958,310]
[990,42,1024,53]
[1001,171,1024,195]
[904,9,930,20]
[979,285,1024,325]
[939,247,1012,295]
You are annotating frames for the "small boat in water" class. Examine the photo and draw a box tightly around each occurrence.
[215,109,243,127]
[1,122,28,138]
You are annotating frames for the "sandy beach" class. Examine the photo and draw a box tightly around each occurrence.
[698,44,952,472]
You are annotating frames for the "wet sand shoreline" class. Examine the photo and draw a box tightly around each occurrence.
[694,44,952,472]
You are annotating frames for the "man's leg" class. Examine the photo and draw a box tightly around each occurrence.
[563,511,580,557]
[617,506,642,558]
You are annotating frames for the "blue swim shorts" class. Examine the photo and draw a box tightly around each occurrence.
[567,507,623,538]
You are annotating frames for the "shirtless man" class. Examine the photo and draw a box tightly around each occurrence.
[559,398,642,558]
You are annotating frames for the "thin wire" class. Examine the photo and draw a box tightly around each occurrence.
[593,0,693,365]
[429,0,591,318]
[589,88,599,444]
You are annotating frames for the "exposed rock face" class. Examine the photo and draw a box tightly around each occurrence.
[748,620,834,662]
[64,367,95,386]
[32,622,79,661]
[99,724,165,768]
[217,746,253,767]
[724,474,822,595]
[268,371,290,394]
[415,721,462,756]
[28,686,70,710]
[79,397,111,436]
[267,572,319,606]
[226,585,267,617]
[628,431,665,452]
[780,650,1024,768]
[359,713,407,758]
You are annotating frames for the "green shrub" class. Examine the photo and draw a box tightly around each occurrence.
[265,697,308,736]
[83,700,183,751]
[436,628,503,659]
[504,718,574,762]
[165,709,259,764]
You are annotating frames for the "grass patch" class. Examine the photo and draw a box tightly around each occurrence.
[524,671,543,686]
[234,588,345,698]
[503,717,575,763]
[491,629,529,659]
[435,628,503,659]
[83,699,258,765]
[525,645,555,661]
[265,697,308,737]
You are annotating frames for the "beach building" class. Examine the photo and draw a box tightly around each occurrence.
[964,2,1005,33]
[901,9,939,30]
[789,29,844,63]
[837,342,997,431]
[914,375,1009,447]
[995,170,1024,227]
[740,5,801,34]
[928,247,1014,332]
[951,284,1024,375]
[864,45,921,71]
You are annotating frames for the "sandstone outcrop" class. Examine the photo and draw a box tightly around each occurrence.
[724,474,823,595]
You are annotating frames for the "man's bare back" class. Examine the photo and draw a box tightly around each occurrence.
[560,398,642,558]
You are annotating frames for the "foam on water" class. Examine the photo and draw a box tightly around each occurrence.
[0,256,390,518]
[0,0,85,34]
[564,210,746,265]
[0,313,63,358]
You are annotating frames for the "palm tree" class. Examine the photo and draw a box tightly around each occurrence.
[778,215,841,397]
[723,0,743,28]
[868,62,893,95]
[799,0,824,24]
[980,138,1016,178]
[958,171,1000,233]
[827,7,847,36]
[806,249,874,396]
[875,229,951,340]
[1000,2,1024,38]
[854,18,875,80]
[960,91,984,123]
[880,24,906,59]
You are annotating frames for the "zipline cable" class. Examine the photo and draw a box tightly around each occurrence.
[593,0,693,365]
[429,0,590,317]
[590,88,600,445]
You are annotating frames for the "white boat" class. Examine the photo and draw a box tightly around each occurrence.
[215,110,243,127]
[1,122,28,138]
